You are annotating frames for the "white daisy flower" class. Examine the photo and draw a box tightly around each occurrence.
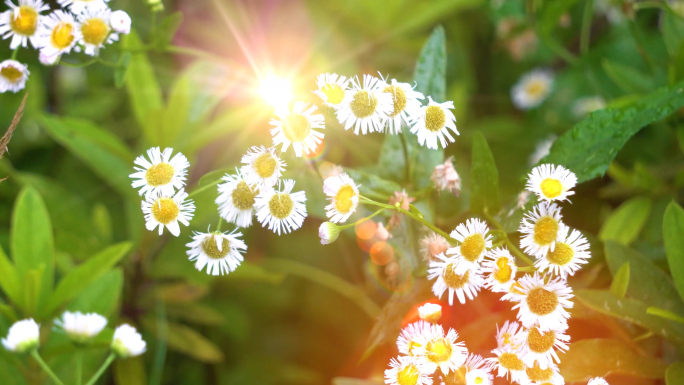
[431,156,461,196]
[485,346,527,384]
[75,6,117,56]
[466,369,493,385]
[186,230,247,276]
[313,72,348,109]
[482,247,518,293]
[572,95,605,118]
[384,355,432,385]
[502,273,573,332]
[2,319,39,353]
[240,146,286,189]
[38,50,59,65]
[446,354,491,384]
[447,218,493,274]
[0,59,29,93]
[216,171,259,228]
[57,0,109,14]
[336,74,394,135]
[396,320,433,357]
[111,324,146,358]
[535,226,590,279]
[318,221,341,245]
[522,361,564,385]
[35,10,79,63]
[254,179,307,235]
[495,320,525,350]
[419,232,450,261]
[417,303,442,323]
[414,324,467,374]
[588,377,609,385]
[323,173,360,223]
[526,164,577,202]
[518,325,570,369]
[409,96,459,150]
[378,76,424,134]
[109,10,130,34]
[428,253,484,305]
[519,201,566,259]
[270,102,325,157]
[141,189,195,237]
[0,0,49,49]
[511,69,554,110]
[58,311,107,344]
[130,147,190,199]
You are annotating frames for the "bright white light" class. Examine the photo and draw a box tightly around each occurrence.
[259,76,293,109]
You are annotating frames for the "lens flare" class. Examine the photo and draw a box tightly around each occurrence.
[259,76,293,109]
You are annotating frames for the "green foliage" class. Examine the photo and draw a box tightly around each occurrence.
[602,59,656,94]
[609,262,630,298]
[470,132,501,214]
[599,196,652,245]
[666,362,684,385]
[665,202,684,304]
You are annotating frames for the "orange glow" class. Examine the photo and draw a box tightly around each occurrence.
[369,241,394,266]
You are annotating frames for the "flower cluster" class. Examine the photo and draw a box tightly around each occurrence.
[3,312,145,358]
[0,0,131,93]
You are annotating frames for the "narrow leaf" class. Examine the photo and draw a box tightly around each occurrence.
[609,262,630,298]
[664,201,684,304]
[599,196,652,245]
[148,321,224,363]
[68,269,123,317]
[413,25,446,102]
[0,245,21,307]
[470,131,501,214]
[602,59,655,94]
[23,268,43,317]
[647,306,684,324]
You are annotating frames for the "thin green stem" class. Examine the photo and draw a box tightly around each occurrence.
[76,349,83,385]
[187,179,222,199]
[517,266,536,273]
[216,217,224,232]
[96,57,119,68]
[31,350,65,385]
[360,196,457,244]
[59,59,97,68]
[399,133,412,184]
[483,213,535,267]
[633,1,665,10]
[339,208,386,230]
[580,0,595,56]
[84,353,115,385]
[10,47,19,61]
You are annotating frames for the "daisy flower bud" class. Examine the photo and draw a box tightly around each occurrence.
[409,96,459,150]
[254,179,307,234]
[323,173,360,223]
[59,311,107,344]
[384,356,431,385]
[110,10,131,35]
[431,157,461,196]
[419,233,449,261]
[2,319,39,353]
[111,324,146,358]
[0,60,29,93]
[0,0,50,49]
[511,69,554,110]
[216,171,259,228]
[588,377,609,385]
[526,164,577,202]
[336,74,394,135]
[186,230,247,275]
[465,368,493,385]
[318,222,340,245]
[417,303,441,323]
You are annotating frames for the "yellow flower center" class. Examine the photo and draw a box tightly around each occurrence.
[51,22,74,50]
[334,184,355,214]
[350,90,377,118]
[407,340,422,356]
[473,376,484,385]
[540,178,562,198]
[424,105,446,132]
[527,287,559,316]
[269,193,293,219]
[527,327,555,353]
[151,197,179,224]
[460,233,485,262]
[546,242,574,266]
[383,85,406,117]
[81,18,110,45]
[526,362,554,382]
[321,83,345,105]
[494,257,513,283]
[533,216,558,246]
[426,338,452,363]
[9,6,38,36]
[502,332,512,345]
[282,113,310,143]
[0,65,23,83]
[231,181,257,210]
[396,364,420,385]
[201,235,230,260]
[526,80,546,98]
[443,264,470,289]
[254,153,277,178]
[145,162,174,186]
[498,352,524,371]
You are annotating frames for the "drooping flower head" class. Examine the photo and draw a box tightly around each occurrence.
[0,59,29,93]
[336,74,394,135]
[409,96,459,150]
[323,173,360,223]
[130,147,190,199]
[216,171,259,228]
[502,273,573,332]
[186,230,247,276]
[526,164,577,202]
[448,218,493,274]
[519,201,566,259]
[318,221,341,245]
[2,319,39,353]
[240,146,286,189]
[378,76,424,134]
[111,324,146,358]
[511,69,553,110]
[0,0,49,49]
[58,311,107,344]
[141,189,195,237]
[431,157,461,196]
[419,232,450,261]
[270,102,325,157]
[313,72,348,109]
[254,179,307,234]
[482,247,517,293]
[428,253,484,305]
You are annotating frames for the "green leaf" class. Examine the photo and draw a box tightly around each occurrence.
[0,245,21,307]
[559,338,667,381]
[345,169,402,199]
[163,72,191,146]
[470,131,501,214]
[114,53,131,89]
[154,321,224,363]
[602,59,655,94]
[647,306,684,324]
[666,362,684,385]
[542,82,684,183]
[91,203,113,245]
[11,186,54,311]
[605,241,684,314]
[68,269,123,317]
[152,12,183,50]
[610,262,630,298]
[413,25,446,102]
[166,303,225,326]
[39,114,135,198]
[114,356,147,385]
[663,9,684,56]
[538,0,581,35]
[23,268,43,317]
[599,196,652,245]
[44,242,131,317]
[576,289,684,344]
[124,30,163,143]
[664,201,684,304]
